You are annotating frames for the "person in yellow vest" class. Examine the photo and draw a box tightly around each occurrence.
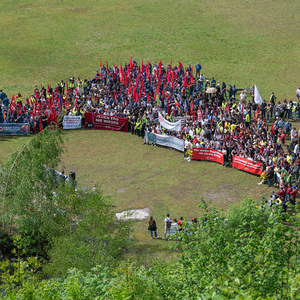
[60,80,65,94]
[80,107,85,126]
[231,123,237,132]
[196,126,201,136]
[292,103,297,121]
[136,118,142,137]
[69,79,75,92]
[245,112,250,127]
[82,79,88,96]
[16,93,22,105]
[224,121,230,133]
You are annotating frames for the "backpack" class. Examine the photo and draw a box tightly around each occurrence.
[166,218,172,227]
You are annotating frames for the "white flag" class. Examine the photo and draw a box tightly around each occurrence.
[158,113,181,132]
[254,85,263,105]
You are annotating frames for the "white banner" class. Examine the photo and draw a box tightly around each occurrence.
[145,132,184,152]
[254,85,263,105]
[158,113,181,132]
[63,116,82,129]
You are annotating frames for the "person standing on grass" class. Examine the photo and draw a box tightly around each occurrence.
[163,213,172,240]
[195,62,201,78]
[177,217,184,231]
[148,216,158,239]
[297,87,300,100]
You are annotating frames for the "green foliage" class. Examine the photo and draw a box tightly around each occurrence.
[45,186,131,275]
[0,235,41,297]
[0,128,65,256]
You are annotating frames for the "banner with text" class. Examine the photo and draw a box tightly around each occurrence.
[63,116,82,129]
[84,113,128,132]
[158,113,181,131]
[146,132,184,152]
[192,148,224,165]
[0,123,30,135]
[232,156,263,175]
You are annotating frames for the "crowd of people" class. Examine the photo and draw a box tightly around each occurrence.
[1,59,300,210]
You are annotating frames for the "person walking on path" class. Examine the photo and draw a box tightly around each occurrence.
[148,216,159,239]
[163,213,172,240]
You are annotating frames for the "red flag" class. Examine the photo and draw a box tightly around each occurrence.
[32,107,36,133]
[178,61,183,70]
[184,75,187,88]
[147,93,149,102]
[106,60,108,72]
[120,64,124,84]
[190,100,194,115]
[226,103,229,113]
[241,104,244,123]
[9,95,16,112]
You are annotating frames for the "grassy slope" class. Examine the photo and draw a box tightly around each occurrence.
[0,0,300,100]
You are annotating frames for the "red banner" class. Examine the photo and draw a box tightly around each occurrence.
[84,112,128,132]
[232,155,262,175]
[192,148,224,165]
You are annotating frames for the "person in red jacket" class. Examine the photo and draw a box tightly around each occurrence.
[277,185,287,198]
[285,183,293,203]
[289,186,297,206]
[177,217,184,231]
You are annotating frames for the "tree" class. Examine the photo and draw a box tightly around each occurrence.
[45,186,130,275]
[0,128,65,257]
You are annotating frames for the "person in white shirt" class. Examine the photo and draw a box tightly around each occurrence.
[163,213,172,240]
[296,87,300,99]
[294,143,299,159]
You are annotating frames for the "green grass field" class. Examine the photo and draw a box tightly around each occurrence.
[1,0,300,100]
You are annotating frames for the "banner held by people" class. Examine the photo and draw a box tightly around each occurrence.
[192,148,224,165]
[145,132,184,152]
[158,113,181,132]
[232,155,263,175]
[0,123,30,135]
[84,112,128,132]
[63,116,82,130]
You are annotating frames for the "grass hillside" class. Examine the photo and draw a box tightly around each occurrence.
[0,0,300,100]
